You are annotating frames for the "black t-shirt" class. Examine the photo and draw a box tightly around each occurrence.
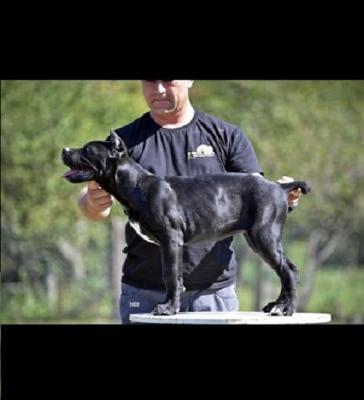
[113,110,263,291]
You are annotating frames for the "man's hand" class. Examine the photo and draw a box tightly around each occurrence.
[85,181,114,213]
[78,181,114,221]
[276,176,302,208]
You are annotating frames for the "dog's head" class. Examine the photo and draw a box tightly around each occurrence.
[62,131,128,183]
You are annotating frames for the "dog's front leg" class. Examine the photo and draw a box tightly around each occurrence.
[153,240,183,316]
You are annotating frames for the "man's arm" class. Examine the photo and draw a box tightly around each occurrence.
[78,181,114,221]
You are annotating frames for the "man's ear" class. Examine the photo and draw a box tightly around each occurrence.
[107,131,128,154]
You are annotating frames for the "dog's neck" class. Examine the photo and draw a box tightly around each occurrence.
[98,156,153,211]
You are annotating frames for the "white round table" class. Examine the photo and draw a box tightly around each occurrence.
[130,311,332,325]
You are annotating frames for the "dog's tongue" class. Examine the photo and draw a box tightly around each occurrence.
[64,169,80,178]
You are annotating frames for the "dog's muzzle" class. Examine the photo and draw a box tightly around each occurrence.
[62,147,96,183]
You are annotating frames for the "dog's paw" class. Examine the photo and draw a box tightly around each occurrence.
[153,302,179,316]
[262,301,277,313]
[263,302,295,316]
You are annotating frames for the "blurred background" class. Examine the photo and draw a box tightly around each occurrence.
[1,80,364,324]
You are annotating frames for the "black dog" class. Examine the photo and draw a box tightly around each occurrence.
[62,132,310,316]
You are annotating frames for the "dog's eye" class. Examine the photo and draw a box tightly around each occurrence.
[83,148,92,157]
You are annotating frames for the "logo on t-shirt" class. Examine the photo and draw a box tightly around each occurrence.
[188,144,215,160]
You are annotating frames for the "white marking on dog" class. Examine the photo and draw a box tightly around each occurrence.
[129,221,159,245]
[270,306,284,316]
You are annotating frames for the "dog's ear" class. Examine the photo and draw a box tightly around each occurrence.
[106,131,128,155]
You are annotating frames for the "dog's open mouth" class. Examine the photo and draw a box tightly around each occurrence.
[63,168,95,183]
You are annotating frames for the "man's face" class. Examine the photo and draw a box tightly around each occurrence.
[141,80,193,115]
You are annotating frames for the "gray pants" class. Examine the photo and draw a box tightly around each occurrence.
[119,282,239,324]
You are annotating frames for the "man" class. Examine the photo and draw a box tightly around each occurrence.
[78,80,301,324]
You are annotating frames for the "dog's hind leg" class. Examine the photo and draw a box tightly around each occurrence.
[153,240,183,316]
[245,226,298,316]
[261,244,299,316]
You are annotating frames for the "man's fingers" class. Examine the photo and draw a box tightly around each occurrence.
[91,195,113,206]
[91,203,113,212]
[86,178,113,211]
[289,188,302,198]
[89,185,105,193]
[88,180,101,190]
[97,200,114,209]
[89,190,112,200]
[288,188,302,208]
[87,181,112,201]
[95,197,114,207]
[87,197,113,212]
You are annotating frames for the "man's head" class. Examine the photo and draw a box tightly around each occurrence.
[141,80,194,117]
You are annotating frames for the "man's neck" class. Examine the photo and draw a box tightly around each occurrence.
[150,103,195,129]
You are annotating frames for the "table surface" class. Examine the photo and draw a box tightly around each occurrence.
[129,311,332,325]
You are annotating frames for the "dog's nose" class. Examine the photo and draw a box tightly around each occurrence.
[62,147,70,161]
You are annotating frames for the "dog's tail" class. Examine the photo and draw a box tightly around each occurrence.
[278,181,311,195]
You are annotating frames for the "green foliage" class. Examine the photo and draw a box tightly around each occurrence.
[307,268,364,323]
[2,80,146,237]
[1,279,114,322]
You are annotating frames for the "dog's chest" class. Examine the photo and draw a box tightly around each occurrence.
[129,221,159,246]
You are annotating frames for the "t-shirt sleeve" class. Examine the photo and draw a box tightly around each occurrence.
[225,128,263,174]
